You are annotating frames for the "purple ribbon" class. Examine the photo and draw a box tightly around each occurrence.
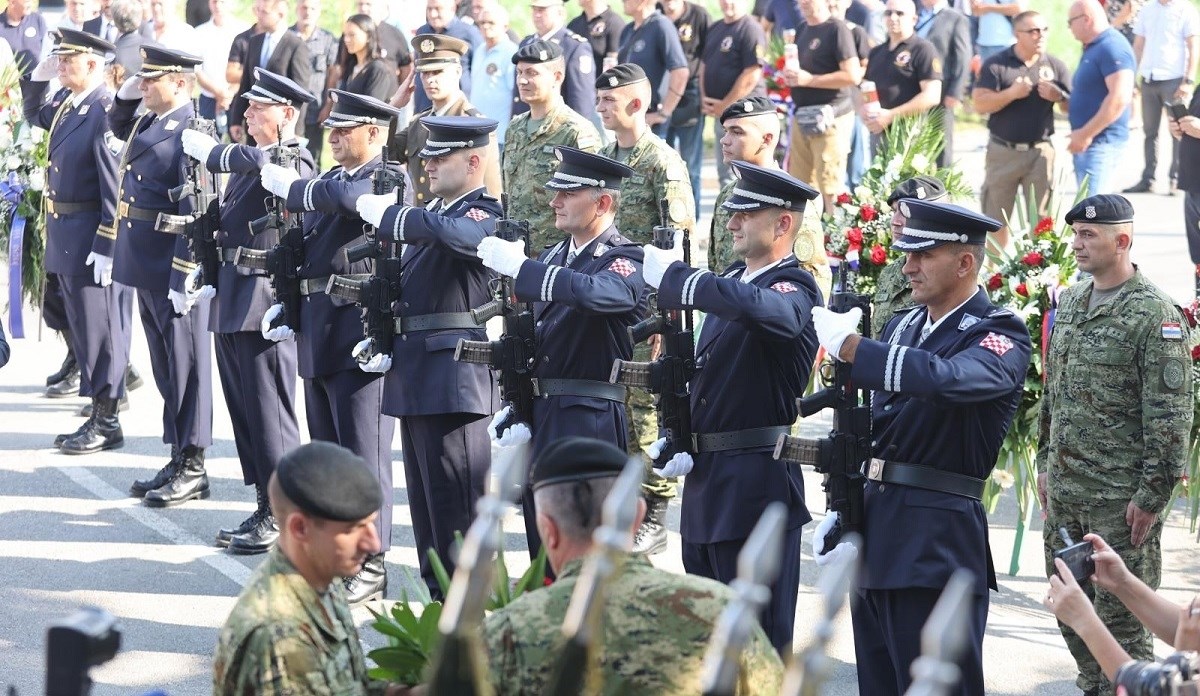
[4,172,26,339]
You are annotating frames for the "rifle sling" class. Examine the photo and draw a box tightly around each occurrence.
[865,459,985,501]
[532,378,626,403]
[693,426,791,453]
[394,312,479,333]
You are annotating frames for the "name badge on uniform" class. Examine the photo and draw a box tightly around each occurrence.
[79,105,90,115]
[1162,321,1183,340]
[958,314,980,331]
[165,119,178,131]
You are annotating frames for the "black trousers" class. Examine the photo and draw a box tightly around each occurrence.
[43,272,69,333]
[60,274,133,400]
[135,289,213,448]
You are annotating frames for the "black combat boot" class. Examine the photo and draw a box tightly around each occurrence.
[56,401,97,447]
[45,362,81,398]
[216,486,269,548]
[130,446,180,498]
[45,344,77,386]
[60,397,124,455]
[144,445,209,507]
[227,487,279,554]
[632,495,669,555]
[79,394,128,417]
[344,553,387,606]
[125,364,144,391]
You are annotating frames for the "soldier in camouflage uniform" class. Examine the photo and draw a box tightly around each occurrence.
[503,39,601,253]
[482,437,784,695]
[1037,195,1193,696]
[870,175,948,338]
[213,442,390,695]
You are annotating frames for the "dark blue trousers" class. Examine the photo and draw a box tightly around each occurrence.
[682,524,804,653]
[851,586,989,696]
[60,274,133,400]
[214,331,300,487]
[398,412,490,594]
[136,289,212,448]
[303,369,395,550]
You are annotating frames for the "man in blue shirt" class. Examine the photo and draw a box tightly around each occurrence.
[414,0,483,113]
[1067,0,1135,196]
[618,0,688,136]
[469,3,517,145]
[971,0,1023,62]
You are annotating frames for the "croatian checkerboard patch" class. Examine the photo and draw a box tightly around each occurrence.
[979,332,1014,356]
[607,258,636,278]
[464,208,490,222]
[770,281,799,294]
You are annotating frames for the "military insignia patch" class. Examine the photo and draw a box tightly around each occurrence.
[958,314,980,331]
[979,332,1014,356]
[421,39,434,54]
[609,75,618,87]
[1163,357,1186,390]
[79,105,90,115]
[679,24,693,42]
[165,119,178,130]
[1085,206,1096,219]
[771,281,799,293]
[915,186,925,198]
[591,21,606,36]
[931,57,942,72]
[539,49,548,60]
[465,208,491,222]
[895,51,911,67]
[594,242,610,256]
[1162,321,1183,340]
[669,198,688,223]
[607,257,636,277]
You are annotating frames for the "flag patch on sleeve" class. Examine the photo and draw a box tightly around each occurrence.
[979,332,1014,356]
[1161,321,1183,340]
[464,208,491,222]
[770,281,799,293]
[607,258,636,278]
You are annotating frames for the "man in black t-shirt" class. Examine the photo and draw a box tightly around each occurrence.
[972,10,1069,248]
[1169,91,1200,296]
[699,0,767,188]
[569,0,624,70]
[661,0,711,214]
[861,0,941,152]
[783,0,862,212]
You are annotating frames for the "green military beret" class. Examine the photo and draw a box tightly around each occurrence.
[277,442,382,521]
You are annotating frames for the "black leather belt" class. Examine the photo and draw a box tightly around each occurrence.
[45,199,99,215]
[299,276,329,295]
[533,378,626,403]
[117,201,167,223]
[693,426,791,453]
[989,135,1049,152]
[865,458,985,500]
[394,312,478,333]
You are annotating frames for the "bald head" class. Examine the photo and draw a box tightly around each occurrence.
[1068,0,1108,42]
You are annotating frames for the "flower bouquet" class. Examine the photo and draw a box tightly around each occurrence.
[1176,302,1200,533]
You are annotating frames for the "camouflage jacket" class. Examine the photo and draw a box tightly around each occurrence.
[1036,269,1193,514]
[482,555,784,695]
[871,257,913,339]
[601,130,694,244]
[212,547,386,696]
[501,101,601,253]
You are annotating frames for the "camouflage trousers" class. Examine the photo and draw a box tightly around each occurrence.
[625,341,676,500]
[1044,499,1163,695]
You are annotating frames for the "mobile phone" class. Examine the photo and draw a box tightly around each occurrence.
[1053,528,1096,584]
[1167,100,1190,121]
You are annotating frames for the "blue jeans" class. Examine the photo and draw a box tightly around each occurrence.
[665,117,704,214]
[1072,139,1123,196]
[846,115,870,189]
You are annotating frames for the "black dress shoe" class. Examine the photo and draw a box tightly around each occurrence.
[344,553,387,606]
[45,368,81,398]
[1123,180,1153,194]
[130,447,180,498]
[144,446,209,507]
[78,395,128,418]
[45,349,77,386]
[632,495,669,555]
[60,398,124,455]
[227,514,279,555]
[125,364,144,391]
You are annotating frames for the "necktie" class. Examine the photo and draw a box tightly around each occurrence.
[565,250,577,266]
[918,324,932,346]
[104,21,116,43]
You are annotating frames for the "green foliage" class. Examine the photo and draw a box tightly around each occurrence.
[0,60,48,311]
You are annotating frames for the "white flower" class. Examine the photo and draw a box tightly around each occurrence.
[28,170,44,192]
[910,153,930,173]
[991,469,1015,489]
[5,155,20,171]
[853,185,871,200]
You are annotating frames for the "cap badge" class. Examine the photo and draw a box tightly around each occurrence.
[1085,206,1096,219]
[899,201,911,217]
[743,100,752,112]
[915,186,926,199]
[608,75,617,87]
[539,49,548,60]
[421,39,434,53]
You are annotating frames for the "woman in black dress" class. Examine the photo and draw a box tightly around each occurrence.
[335,14,397,103]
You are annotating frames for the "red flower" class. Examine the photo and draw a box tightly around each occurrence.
[870,244,886,265]
[1021,251,1044,267]
[836,192,852,205]
[543,576,554,587]
[1191,344,1200,361]
[859,204,878,222]
[848,240,862,252]
[846,227,863,245]
[1015,282,1028,297]
[1034,217,1054,235]
[986,273,1003,291]
[775,56,786,70]
[1185,302,1200,328]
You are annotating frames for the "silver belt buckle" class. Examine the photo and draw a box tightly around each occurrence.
[867,458,886,481]
[1014,142,1031,152]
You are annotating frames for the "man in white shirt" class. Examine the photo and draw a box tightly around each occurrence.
[150,0,198,47]
[194,0,247,136]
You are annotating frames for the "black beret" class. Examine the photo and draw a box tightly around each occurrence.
[1064,194,1134,225]
[512,39,563,64]
[595,62,647,90]
[531,437,627,491]
[276,442,382,522]
[719,95,778,124]
[887,175,947,206]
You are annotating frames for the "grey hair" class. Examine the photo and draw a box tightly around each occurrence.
[110,0,142,34]
[533,477,619,543]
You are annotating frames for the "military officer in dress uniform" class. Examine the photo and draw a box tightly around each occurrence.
[869,175,947,338]
[811,199,1033,695]
[641,161,821,652]
[21,29,133,455]
[511,0,596,119]
[354,116,501,599]
[476,146,647,561]
[503,39,601,254]
[177,69,317,554]
[389,34,502,208]
[104,46,215,507]
[257,89,401,605]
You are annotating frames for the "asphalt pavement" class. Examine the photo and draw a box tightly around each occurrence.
[1,124,1198,695]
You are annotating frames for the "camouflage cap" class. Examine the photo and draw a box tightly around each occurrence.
[276,442,382,522]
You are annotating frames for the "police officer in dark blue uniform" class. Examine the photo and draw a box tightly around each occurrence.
[511,0,596,119]
[177,68,317,554]
[22,29,133,455]
[257,89,401,605]
[354,115,500,598]
[476,146,647,561]
[104,46,215,507]
[640,161,821,652]
[811,199,1033,695]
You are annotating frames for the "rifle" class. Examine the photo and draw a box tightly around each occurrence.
[542,456,642,696]
[700,503,788,696]
[454,195,536,437]
[772,263,871,551]
[609,200,695,464]
[903,570,974,696]
[156,100,221,291]
[425,442,529,696]
[324,147,405,363]
[234,127,304,330]
[780,531,861,696]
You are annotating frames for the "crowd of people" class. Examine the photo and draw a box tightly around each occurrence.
[2,0,1200,694]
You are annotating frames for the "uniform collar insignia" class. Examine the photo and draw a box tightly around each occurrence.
[958,314,980,331]
[79,104,89,115]
[164,119,178,130]
[593,242,610,257]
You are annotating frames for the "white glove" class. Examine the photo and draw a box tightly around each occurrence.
[30,55,57,82]
[653,451,694,478]
[356,190,398,228]
[641,228,685,289]
[811,306,863,362]
[261,303,295,342]
[477,236,528,278]
[812,511,859,567]
[86,252,112,287]
[185,266,215,302]
[261,162,300,198]
[352,338,392,372]
[168,288,194,316]
[181,128,219,162]
[117,76,141,100]
[488,406,532,447]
